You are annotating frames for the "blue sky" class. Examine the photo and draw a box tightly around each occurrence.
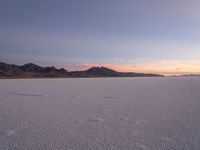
[1,0,200,75]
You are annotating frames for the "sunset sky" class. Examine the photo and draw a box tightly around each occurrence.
[1,0,200,75]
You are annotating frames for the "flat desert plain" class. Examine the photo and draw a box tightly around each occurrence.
[0,77,200,150]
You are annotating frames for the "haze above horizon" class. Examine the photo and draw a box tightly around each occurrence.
[1,0,200,75]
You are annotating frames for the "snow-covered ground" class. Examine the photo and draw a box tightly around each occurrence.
[0,77,200,150]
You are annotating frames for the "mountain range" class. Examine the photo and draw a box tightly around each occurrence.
[0,62,163,78]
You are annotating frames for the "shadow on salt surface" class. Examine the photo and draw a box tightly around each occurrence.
[8,92,44,97]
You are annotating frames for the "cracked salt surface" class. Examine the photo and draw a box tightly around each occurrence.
[0,77,200,149]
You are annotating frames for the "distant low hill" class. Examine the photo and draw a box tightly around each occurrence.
[0,62,163,78]
[180,74,200,77]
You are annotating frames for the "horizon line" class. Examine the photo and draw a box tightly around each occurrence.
[2,61,200,77]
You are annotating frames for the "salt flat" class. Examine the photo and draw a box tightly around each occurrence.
[0,77,200,150]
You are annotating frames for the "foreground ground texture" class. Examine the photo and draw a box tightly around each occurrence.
[0,77,200,150]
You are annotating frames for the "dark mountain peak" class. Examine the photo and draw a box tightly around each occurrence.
[20,63,42,72]
[0,62,17,67]
[88,66,116,72]
[0,62,18,70]
[86,66,118,76]
[22,63,39,67]
[0,62,6,65]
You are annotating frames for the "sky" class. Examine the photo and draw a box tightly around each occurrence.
[0,0,200,75]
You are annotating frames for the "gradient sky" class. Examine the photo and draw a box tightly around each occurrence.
[1,0,200,75]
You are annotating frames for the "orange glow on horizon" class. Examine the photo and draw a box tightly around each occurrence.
[79,60,200,76]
